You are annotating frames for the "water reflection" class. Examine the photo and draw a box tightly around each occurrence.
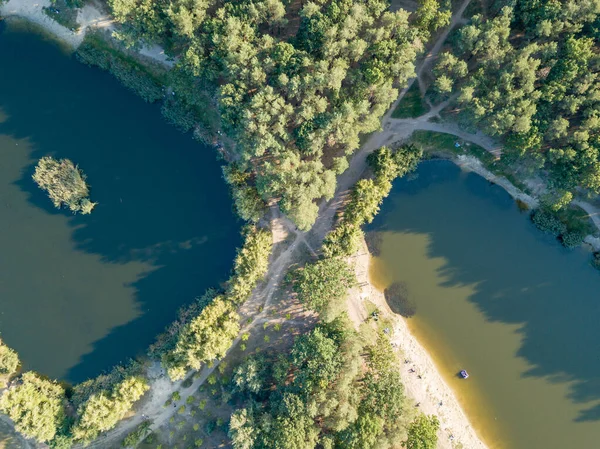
[368,160,600,449]
[0,25,240,382]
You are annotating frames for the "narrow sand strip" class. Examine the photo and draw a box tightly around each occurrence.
[349,242,490,449]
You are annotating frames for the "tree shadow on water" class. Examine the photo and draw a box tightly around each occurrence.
[0,29,241,383]
[371,160,600,424]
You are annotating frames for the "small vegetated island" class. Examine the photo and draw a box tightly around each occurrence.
[32,156,96,214]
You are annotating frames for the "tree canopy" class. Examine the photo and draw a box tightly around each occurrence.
[107,0,430,230]
[290,257,357,320]
[436,0,600,196]
[228,319,409,449]
[0,372,66,443]
[0,339,19,376]
[32,157,96,214]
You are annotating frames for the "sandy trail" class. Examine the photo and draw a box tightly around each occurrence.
[83,207,308,447]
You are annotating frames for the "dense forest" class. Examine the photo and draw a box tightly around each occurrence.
[433,0,600,202]
[106,0,447,229]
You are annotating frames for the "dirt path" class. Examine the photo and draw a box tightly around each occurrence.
[83,210,306,447]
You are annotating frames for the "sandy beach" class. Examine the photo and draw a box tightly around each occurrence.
[0,0,105,47]
[347,240,489,449]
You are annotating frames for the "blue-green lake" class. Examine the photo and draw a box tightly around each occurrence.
[0,23,240,383]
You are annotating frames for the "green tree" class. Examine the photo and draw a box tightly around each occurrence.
[229,408,257,449]
[403,415,440,449]
[291,258,356,320]
[164,297,240,379]
[32,157,96,214]
[0,339,19,376]
[0,372,66,443]
[72,376,149,444]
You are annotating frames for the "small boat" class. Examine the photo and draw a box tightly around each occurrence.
[460,370,469,379]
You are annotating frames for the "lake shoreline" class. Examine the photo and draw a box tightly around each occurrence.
[349,238,490,449]
[0,0,85,48]
[448,153,600,252]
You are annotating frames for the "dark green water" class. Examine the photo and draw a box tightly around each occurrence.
[368,160,600,449]
[0,23,240,383]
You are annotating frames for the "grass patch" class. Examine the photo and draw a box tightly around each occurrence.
[392,83,429,119]
[42,0,80,31]
[411,130,496,166]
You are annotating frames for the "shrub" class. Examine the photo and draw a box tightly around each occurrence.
[531,209,567,236]
[161,99,196,132]
[33,157,96,214]
[561,231,585,248]
[121,422,151,448]
[0,340,19,375]
[592,253,600,271]
[182,376,194,388]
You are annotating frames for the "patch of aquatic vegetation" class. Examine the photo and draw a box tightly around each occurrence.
[33,156,96,214]
[76,33,165,103]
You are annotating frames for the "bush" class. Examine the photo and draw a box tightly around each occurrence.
[0,340,19,375]
[121,422,151,448]
[161,99,196,132]
[592,253,600,271]
[33,157,96,214]
[560,231,585,248]
[531,209,567,236]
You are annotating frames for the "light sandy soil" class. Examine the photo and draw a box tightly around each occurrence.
[0,0,174,67]
[346,242,488,449]
[0,0,109,48]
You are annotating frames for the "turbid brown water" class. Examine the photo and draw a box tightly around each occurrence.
[0,22,240,383]
[368,160,600,449]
